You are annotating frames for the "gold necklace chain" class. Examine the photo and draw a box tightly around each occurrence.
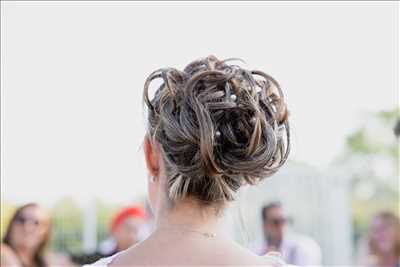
[155,226,217,238]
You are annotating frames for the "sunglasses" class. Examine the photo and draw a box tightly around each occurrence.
[15,215,41,226]
[267,217,287,226]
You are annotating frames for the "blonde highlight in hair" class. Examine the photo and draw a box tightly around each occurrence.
[143,55,290,207]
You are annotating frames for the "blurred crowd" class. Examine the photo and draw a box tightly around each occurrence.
[1,202,399,267]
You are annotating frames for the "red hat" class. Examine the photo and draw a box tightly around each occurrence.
[111,206,146,232]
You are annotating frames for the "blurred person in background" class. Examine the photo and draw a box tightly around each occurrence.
[358,211,400,267]
[1,203,74,267]
[256,202,322,266]
[72,206,148,265]
[105,206,149,254]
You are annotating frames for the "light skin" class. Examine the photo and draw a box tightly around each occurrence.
[263,206,286,251]
[1,206,51,267]
[110,135,279,266]
[112,217,146,252]
[370,217,399,267]
[1,243,21,267]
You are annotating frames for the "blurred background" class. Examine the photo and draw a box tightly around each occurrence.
[1,1,398,266]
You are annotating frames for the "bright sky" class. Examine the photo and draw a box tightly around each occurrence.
[1,1,398,205]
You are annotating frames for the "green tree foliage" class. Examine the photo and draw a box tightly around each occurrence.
[50,197,83,253]
[347,108,400,157]
[49,197,117,254]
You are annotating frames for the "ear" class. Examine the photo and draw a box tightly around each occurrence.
[144,134,160,178]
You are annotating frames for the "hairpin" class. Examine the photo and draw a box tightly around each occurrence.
[230,94,237,101]
[276,124,285,139]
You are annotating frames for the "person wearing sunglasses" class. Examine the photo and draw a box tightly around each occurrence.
[1,203,75,267]
[258,202,322,266]
[1,203,51,267]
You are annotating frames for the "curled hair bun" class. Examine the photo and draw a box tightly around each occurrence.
[144,55,290,205]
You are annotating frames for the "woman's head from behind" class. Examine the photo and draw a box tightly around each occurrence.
[143,55,290,215]
[3,203,51,267]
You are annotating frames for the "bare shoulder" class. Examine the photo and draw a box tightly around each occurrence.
[1,243,21,267]
[108,238,290,267]
[108,242,147,266]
